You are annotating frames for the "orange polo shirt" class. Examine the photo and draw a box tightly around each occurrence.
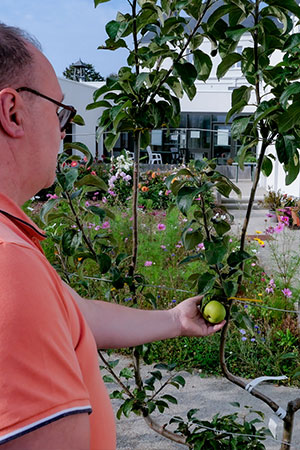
[0,193,116,449]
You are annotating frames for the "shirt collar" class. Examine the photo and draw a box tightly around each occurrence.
[0,193,46,241]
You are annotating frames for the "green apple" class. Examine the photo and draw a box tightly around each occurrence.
[203,300,226,324]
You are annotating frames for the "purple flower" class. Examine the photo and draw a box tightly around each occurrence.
[269,279,276,288]
[157,223,166,231]
[251,338,256,342]
[265,287,274,294]
[239,329,246,335]
[197,243,205,250]
[144,261,153,266]
[266,213,275,218]
[241,336,247,341]
[160,245,166,249]
[266,226,275,234]
[282,288,292,298]
[102,221,110,229]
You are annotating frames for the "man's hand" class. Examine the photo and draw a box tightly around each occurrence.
[171,295,226,337]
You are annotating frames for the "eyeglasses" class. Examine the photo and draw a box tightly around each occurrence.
[16,87,77,132]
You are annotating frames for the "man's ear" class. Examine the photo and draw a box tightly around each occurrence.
[0,88,25,138]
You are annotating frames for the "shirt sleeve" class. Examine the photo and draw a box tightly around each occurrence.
[0,241,92,444]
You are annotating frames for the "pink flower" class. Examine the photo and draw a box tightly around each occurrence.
[281,216,289,225]
[94,225,100,231]
[102,197,107,204]
[91,171,96,176]
[85,201,90,207]
[265,287,274,294]
[157,223,166,231]
[251,263,256,266]
[144,261,153,266]
[102,221,110,229]
[46,194,59,199]
[160,245,166,249]
[282,288,292,298]
[71,161,78,167]
[108,189,116,197]
[274,223,284,233]
[197,243,205,250]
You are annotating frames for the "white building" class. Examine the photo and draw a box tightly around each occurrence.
[58,14,300,197]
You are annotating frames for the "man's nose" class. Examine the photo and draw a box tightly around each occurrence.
[61,130,66,140]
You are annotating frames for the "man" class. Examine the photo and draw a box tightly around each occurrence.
[0,24,225,450]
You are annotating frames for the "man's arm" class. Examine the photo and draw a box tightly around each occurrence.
[64,283,225,349]
[1,414,90,450]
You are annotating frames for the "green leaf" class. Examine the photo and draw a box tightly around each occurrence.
[232,85,252,108]
[207,4,232,29]
[171,375,185,387]
[103,375,115,383]
[213,220,231,236]
[217,53,242,80]
[215,182,232,198]
[182,230,203,250]
[179,254,204,265]
[86,100,111,110]
[95,0,110,5]
[205,241,227,265]
[63,142,93,167]
[72,114,85,126]
[87,206,106,221]
[193,50,212,82]
[57,168,78,191]
[223,281,238,298]
[278,101,300,133]
[231,117,251,140]
[161,394,178,405]
[173,62,197,86]
[225,26,250,41]
[283,33,300,51]
[267,0,300,19]
[40,198,61,224]
[176,186,202,216]
[105,132,120,151]
[106,20,128,41]
[76,174,107,191]
[97,253,111,274]
[62,230,82,256]
[262,156,273,177]
[280,82,300,108]
[285,151,300,185]
[197,272,216,295]
[227,250,251,267]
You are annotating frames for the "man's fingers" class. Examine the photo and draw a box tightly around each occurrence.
[208,320,226,334]
[188,295,204,305]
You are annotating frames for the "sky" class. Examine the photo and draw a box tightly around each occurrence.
[1,0,129,78]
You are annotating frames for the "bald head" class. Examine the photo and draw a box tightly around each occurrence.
[0,23,41,90]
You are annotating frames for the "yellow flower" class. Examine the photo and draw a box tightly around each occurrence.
[77,257,83,261]
[171,177,177,184]
[255,230,262,234]
[258,293,262,296]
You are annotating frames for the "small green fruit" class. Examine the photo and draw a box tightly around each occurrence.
[203,300,226,324]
